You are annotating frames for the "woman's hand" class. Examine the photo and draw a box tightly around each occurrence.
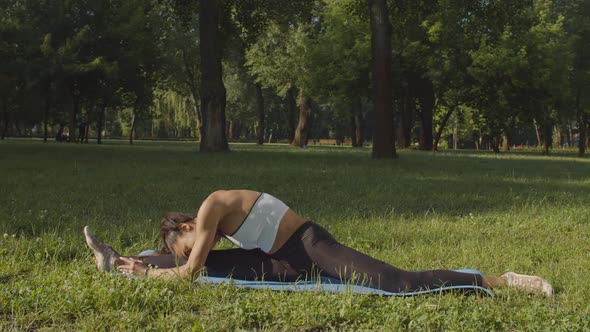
[117,257,149,277]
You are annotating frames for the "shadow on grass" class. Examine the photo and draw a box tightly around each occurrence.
[0,141,588,235]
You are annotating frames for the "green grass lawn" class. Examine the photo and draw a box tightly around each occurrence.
[1,139,589,331]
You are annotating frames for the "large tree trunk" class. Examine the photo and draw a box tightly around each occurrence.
[576,87,586,157]
[256,83,265,145]
[292,95,312,147]
[286,87,297,143]
[369,0,396,158]
[417,79,434,151]
[433,106,455,151]
[199,0,228,152]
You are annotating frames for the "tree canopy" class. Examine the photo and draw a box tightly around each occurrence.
[1,0,588,156]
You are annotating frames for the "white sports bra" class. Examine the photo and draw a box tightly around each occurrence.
[224,192,289,253]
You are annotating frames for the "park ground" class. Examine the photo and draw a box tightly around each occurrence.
[1,139,589,331]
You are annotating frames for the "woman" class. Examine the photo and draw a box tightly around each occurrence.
[84,189,553,296]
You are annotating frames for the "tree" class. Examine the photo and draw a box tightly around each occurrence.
[566,0,590,156]
[306,0,371,147]
[245,22,313,147]
[159,0,203,140]
[199,0,228,152]
[369,0,396,158]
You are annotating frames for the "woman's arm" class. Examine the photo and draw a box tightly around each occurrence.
[118,192,227,280]
[182,196,223,279]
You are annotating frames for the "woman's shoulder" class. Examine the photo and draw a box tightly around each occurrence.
[205,189,261,205]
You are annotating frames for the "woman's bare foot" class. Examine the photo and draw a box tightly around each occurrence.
[502,272,554,297]
[83,226,120,272]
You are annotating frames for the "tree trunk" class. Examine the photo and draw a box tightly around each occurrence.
[15,122,22,136]
[534,120,542,148]
[199,0,228,152]
[554,125,562,149]
[129,97,139,145]
[97,105,106,144]
[579,116,587,156]
[1,97,8,140]
[502,133,510,152]
[350,96,364,147]
[232,121,240,140]
[350,113,358,147]
[70,93,79,143]
[418,79,434,151]
[433,106,455,151]
[542,119,552,156]
[256,83,265,145]
[586,122,590,150]
[491,135,500,153]
[566,123,573,149]
[576,87,586,157]
[292,95,312,147]
[398,93,412,148]
[455,125,461,150]
[356,112,365,147]
[129,113,136,145]
[286,87,297,143]
[183,52,203,141]
[85,99,94,144]
[43,96,50,143]
[369,0,396,158]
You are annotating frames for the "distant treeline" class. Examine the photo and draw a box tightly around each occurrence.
[1,0,588,154]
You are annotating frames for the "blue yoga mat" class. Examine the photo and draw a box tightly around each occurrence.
[195,270,493,297]
[138,250,493,296]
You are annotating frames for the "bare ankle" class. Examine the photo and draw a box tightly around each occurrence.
[482,276,508,288]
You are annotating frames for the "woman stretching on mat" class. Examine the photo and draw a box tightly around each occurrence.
[84,190,553,296]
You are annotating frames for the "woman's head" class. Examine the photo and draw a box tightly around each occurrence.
[160,212,196,257]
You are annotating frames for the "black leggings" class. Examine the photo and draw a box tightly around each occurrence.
[200,221,483,292]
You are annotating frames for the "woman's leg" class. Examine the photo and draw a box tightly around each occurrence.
[278,222,553,295]
[273,222,514,293]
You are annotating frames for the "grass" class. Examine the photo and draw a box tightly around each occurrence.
[1,139,589,331]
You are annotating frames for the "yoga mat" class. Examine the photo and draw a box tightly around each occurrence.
[195,270,493,297]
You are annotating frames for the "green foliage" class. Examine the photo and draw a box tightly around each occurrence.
[246,22,310,98]
[1,141,590,330]
[307,0,370,112]
[0,0,588,151]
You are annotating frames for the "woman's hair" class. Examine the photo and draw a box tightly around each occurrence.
[160,212,195,254]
